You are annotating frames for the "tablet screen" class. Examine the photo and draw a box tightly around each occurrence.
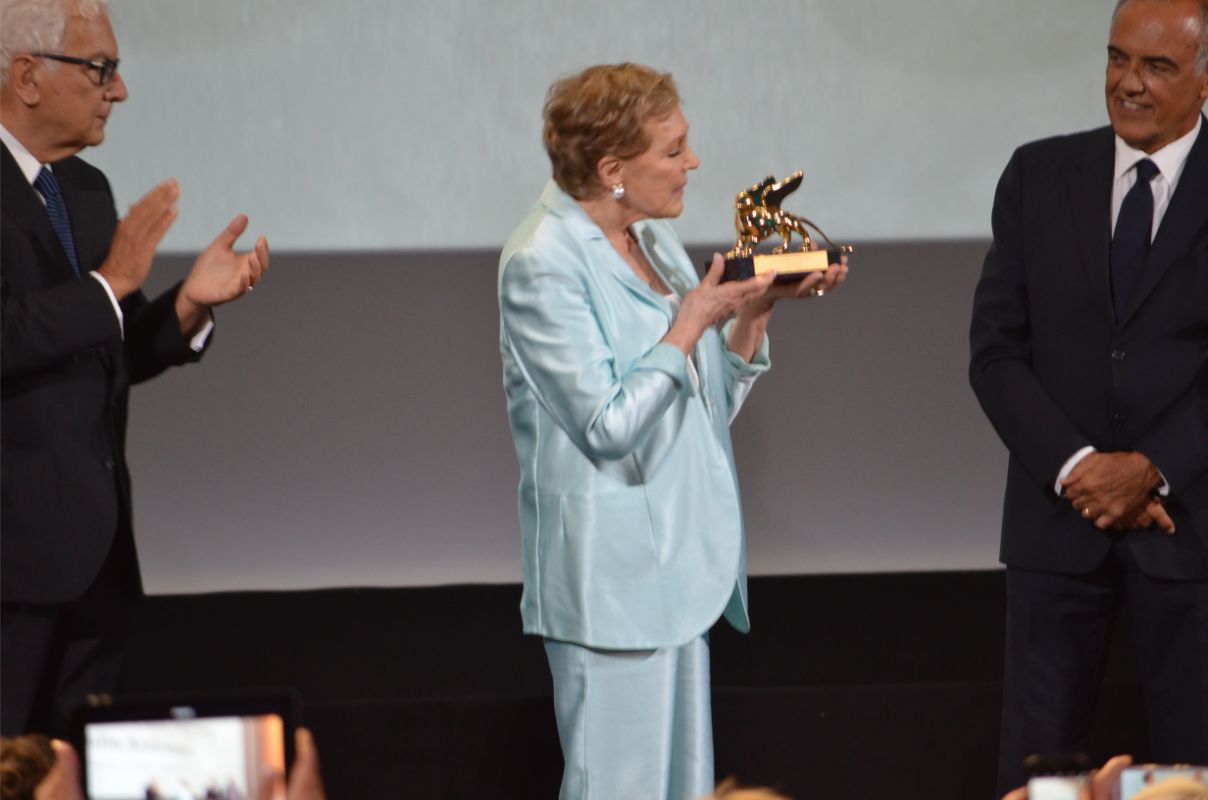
[77,698,293,800]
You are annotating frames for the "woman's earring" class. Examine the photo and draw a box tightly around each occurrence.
[611,183,625,200]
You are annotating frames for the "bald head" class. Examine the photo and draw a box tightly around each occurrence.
[1114,0,1208,73]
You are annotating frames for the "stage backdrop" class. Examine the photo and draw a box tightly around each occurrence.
[93,0,1110,250]
[91,0,1136,593]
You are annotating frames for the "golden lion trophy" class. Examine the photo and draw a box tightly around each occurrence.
[721,171,853,283]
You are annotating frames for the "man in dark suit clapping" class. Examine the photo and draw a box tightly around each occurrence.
[971,0,1208,795]
[0,0,269,736]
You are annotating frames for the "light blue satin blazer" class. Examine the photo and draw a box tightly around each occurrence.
[498,181,771,649]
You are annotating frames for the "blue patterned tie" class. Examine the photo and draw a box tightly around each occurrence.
[1110,158,1158,317]
[33,166,81,277]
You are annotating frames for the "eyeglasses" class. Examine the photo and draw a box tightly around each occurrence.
[32,53,120,86]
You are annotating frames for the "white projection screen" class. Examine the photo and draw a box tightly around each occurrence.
[77,0,1154,593]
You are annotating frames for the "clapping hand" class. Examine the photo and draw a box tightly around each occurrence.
[174,214,269,336]
[181,214,269,307]
[96,179,180,299]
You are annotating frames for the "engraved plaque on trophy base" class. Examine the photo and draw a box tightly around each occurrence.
[721,248,844,283]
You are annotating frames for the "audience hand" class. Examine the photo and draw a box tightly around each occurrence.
[31,740,83,800]
[1000,754,1132,800]
[257,727,326,800]
[1088,755,1133,799]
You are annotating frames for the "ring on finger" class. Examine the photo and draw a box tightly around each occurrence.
[1081,506,1092,519]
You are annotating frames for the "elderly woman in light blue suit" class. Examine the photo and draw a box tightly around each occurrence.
[499,63,847,800]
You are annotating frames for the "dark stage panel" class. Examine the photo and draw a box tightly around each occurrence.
[119,572,1149,798]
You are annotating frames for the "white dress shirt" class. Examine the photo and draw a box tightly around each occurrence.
[1053,117,1200,494]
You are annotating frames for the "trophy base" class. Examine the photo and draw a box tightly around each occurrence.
[721,249,843,283]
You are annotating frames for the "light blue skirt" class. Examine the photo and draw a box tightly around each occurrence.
[544,635,713,800]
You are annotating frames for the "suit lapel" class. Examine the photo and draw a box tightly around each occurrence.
[1,143,77,283]
[1118,119,1208,327]
[634,223,718,411]
[1069,131,1115,321]
[635,223,696,299]
[541,182,671,315]
[594,234,669,315]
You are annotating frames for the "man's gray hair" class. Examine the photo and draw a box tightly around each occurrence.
[0,0,108,87]
[1113,0,1208,74]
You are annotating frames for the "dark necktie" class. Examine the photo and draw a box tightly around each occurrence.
[1110,158,1159,316]
[33,166,81,277]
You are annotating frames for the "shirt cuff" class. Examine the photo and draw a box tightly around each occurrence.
[89,271,124,339]
[1054,446,1096,495]
[643,342,692,392]
[1153,468,1171,497]
[719,320,771,375]
[190,317,214,352]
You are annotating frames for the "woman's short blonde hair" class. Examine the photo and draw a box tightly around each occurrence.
[543,63,680,199]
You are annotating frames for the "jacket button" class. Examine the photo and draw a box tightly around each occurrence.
[1111,413,1124,428]
[1111,349,1126,361]
[103,457,116,470]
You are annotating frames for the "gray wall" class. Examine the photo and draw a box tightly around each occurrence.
[130,242,1006,593]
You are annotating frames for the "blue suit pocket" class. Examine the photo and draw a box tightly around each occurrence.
[536,485,661,636]
[558,486,657,574]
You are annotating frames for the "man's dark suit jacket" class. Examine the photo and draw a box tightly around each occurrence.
[970,119,1208,581]
[1,143,203,605]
